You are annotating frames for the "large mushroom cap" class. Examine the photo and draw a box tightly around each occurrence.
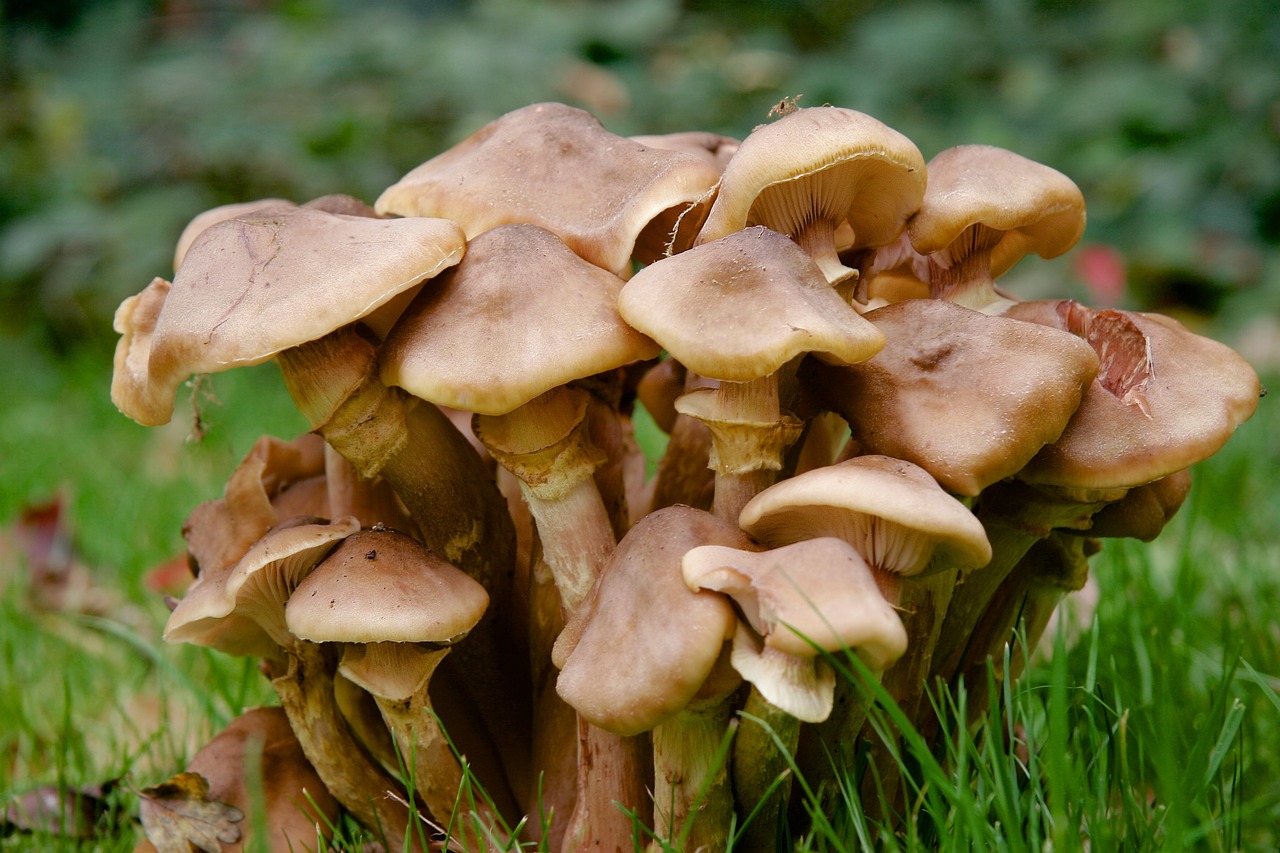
[375,102,722,277]
[1006,299,1262,489]
[909,144,1086,278]
[112,203,466,426]
[554,505,756,736]
[738,455,992,577]
[618,226,885,382]
[379,223,660,416]
[807,298,1100,496]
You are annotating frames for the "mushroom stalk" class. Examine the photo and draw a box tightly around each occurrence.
[792,214,858,295]
[649,695,737,853]
[277,327,532,811]
[271,642,428,852]
[733,683,801,853]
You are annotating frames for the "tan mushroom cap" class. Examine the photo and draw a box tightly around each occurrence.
[554,506,756,737]
[172,198,290,271]
[807,298,1100,496]
[696,106,926,280]
[287,527,489,647]
[738,455,992,578]
[1006,300,1262,489]
[164,516,360,656]
[112,203,466,426]
[380,223,660,415]
[909,145,1086,278]
[375,101,722,277]
[630,130,740,173]
[618,226,885,382]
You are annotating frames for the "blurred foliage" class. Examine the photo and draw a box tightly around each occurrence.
[1,0,1278,359]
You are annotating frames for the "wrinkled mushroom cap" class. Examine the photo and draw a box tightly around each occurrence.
[807,298,1100,496]
[909,144,1086,277]
[738,455,992,576]
[697,106,926,251]
[172,198,291,271]
[380,223,660,415]
[554,506,756,736]
[112,203,466,426]
[619,226,885,382]
[375,102,722,277]
[1007,300,1262,489]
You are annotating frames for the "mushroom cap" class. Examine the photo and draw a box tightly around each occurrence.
[379,223,660,415]
[187,706,340,851]
[908,145,1086,276]
[697,106,926,250]
[1006,300,1262,489]
[286,527,489,646]
[112,203,466,426]
[629,130,740,172]
[164,516,360,655]
[1077,468,1192,541]
[554,505,756,736]
[375,102,722,277]
[618,226,885,382]
[172,198,290,271]
[682,537,907,667]
[806,298,1100,496]
[738,455,992,577]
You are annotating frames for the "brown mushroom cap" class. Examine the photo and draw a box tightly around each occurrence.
[696,106,926,283]
[909,144,1086,279]
[738,455,992,578]
[630,130,740,172]
[172,198,290,272]
[619,226,885,382]
[375,101,722,277]
[554,505,756,736]
[1006,300,1262,489]
[111,203,466,426]
[380,223,660,415]
[806,298,1100,496]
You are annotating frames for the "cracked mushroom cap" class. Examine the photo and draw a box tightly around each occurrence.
[554,505,757,736]
[111,203,467,426]
[379,223,660,415]
[738,455,991,578]
[286,528,488,701]
[618,226,885,382]
[172,198,290,271]
[909,145,1086,280]
[805,298,1100,496]
[682,537,907,722]
[375,102,722,277]
[696,106,926,282]
[1006,299,1262,490]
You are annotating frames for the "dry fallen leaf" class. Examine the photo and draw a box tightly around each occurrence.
[2,779,119,839]
[137,771,243,853]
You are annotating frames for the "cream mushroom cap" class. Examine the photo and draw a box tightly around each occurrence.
[909,144,1086,279]
[380,223,660,416]
[619,226,885,382]
[375,101,722,277]
[738,455,992,578]
[554,505,756,736]
[111,203,466,426]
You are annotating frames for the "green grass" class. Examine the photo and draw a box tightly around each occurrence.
[1,342,1276,850]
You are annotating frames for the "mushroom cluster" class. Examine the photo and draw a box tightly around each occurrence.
[113,101,1262,851]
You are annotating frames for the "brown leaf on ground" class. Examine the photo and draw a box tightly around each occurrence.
[2,780,119,839]
[137,772,243,853]
[7,492,119,616]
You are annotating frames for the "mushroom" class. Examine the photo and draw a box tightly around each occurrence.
[696,106,926,296]
[375,102,723,278]
[135,706,341,853]
[285,527,512,846]
[619,225,885,520]
[906,144,1087,313]
[682,536,907,850]
[554,506,758,853]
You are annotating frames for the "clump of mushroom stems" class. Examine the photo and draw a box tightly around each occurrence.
[116,99,1261,851]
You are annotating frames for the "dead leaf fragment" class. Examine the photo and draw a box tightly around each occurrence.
[137,772,243,853]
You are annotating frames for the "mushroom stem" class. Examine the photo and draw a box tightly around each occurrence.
[676,378,804,523]
[921,224,1013,313]
[793,215,859,295]
[566,718,652,853]
[733,685,801,853]
[271,641,427,852]
[650,695,737,853]
[277,327,532,813]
